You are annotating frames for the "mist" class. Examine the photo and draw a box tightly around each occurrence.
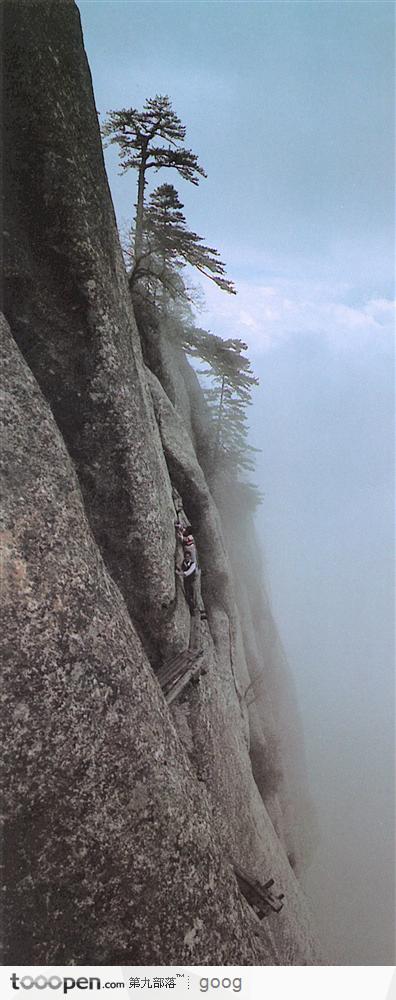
[250,332,395,964]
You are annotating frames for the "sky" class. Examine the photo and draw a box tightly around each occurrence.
[78,0,395,965]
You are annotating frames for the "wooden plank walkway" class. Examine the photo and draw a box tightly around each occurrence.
[158,647,205,704]
[233,862,285,918]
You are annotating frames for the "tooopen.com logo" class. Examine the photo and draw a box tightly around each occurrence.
[10,975,104,993]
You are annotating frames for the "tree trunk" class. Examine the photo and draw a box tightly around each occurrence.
[213,373,226,467]
[134,144,148,262]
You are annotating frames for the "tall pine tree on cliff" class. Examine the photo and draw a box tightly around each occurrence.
[101,96,206,263]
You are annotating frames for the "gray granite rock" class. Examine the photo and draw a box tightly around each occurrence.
[146,368,320,964]
[1,0,322,965]
[3,0,187,667]
[0,315,267,965]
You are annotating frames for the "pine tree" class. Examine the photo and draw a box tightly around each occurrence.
[101,96,206,261]
[185,329,259,476]
[137,183,236,296]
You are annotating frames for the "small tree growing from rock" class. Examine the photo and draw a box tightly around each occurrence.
[186,330,259,473]
[138,183,236,296]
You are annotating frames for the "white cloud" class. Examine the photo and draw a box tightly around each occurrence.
[199,274,395,355]
[238,309,258,329]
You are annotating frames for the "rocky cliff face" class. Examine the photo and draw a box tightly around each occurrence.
[1,0,321,965]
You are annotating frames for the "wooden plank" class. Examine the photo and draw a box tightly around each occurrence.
[166,667,194,705]
[264,898,284,913]
[166,660,204,705]
[233,863,284,917]
[235,876,262,906]
[159,655,190,687]
[235,864,271,894]
[159,650,194,680]
[189,648,205,664]
[261,888,284,912]
[161,647,203,672]
[162,649,187,669]
[158,648,204,690]
[234,864,260,892]
[160,651,187,674]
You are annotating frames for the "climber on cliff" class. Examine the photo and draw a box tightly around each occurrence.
[176,551,199,613]
[175,522,206,619]
[182,527,198,564]
[175,521,198,561]
[175,521,191,538]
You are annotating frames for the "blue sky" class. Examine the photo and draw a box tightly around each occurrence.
[79,0,394,364]
[78,0,394,964]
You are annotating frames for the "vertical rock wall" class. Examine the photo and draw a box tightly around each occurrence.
[1,0,322,965]
[0,316,264,965]
[3,0,188,666]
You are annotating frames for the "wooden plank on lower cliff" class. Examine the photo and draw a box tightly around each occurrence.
[233,862,285,917]
[159,652,189,687]
[165,660,203,705]
[158,648,205,694]
[265,893,285,913]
